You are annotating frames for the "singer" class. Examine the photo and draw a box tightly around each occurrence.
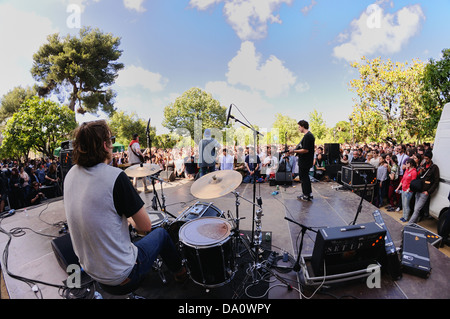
[293,120,315,201]
[64,120,186,295]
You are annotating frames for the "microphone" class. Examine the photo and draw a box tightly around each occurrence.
[226,104,233,125]
[146,118,151,133]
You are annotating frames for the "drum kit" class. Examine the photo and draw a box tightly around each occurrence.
[125,165,285,291]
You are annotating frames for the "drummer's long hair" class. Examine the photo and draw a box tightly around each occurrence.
[72,120,113,167]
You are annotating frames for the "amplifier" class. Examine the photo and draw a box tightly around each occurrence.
[341,163,377,189]
[311,222,386,276]
[274,172,292,186]
[51,233,79,271]
[372,210,402,280]
[401,225,432,278]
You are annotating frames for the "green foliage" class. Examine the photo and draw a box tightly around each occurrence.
[0,86,37,125]
[108,111,154,148]
[422,48,450,132]
[31,27,123,116]
[162,88,227,143]
[0,97,77,159]
[349,56,429,143]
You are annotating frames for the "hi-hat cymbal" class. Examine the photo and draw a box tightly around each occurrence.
[125,163,161,178]
[191,170,242,199]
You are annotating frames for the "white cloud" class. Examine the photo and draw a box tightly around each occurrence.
[115,65,168,92]
[226,41,296,98]
[301,0,317,16]
[123,0,146,13]
[205,80,275,130]
[190,0,292,41]
[333,4,425,62]
[0,3,58,97]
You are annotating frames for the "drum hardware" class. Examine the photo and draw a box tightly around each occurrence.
[152,258,167,284]
[148,173,177,219]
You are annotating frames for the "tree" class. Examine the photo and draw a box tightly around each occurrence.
[308,110,328,142]
[270,113,301,145]
[108,111,155,148]
[0,97,77,159]
[162,88,227,143]
[31,27,123,117]
[349,56,427,143]
[0,85,37,125]
[422,48,450,133]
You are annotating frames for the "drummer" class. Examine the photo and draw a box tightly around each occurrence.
[64,120,186,295]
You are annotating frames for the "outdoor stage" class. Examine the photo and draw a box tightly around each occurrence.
[0,176,449,300]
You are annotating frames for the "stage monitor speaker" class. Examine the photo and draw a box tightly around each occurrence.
[160,170,175,182]
[51,233,79,271]
[324,143,340,164]
[401,225,431,278]
[311,222,386,276]
[275,172,292,186]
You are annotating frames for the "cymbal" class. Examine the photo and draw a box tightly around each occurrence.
[191,170,242,199]
[124,163,161,178]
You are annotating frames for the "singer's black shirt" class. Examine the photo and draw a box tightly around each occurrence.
[296,131,315,168]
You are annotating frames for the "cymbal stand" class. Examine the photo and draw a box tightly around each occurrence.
[228,191,253,259]
[233,205,292,298]
[148,174,177,219]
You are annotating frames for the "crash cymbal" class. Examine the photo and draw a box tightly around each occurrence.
[191,170,242,199]
[124,163,161,178]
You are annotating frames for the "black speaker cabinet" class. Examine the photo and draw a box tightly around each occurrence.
[51,233,79,271]
[324,143,340,164]
[341,163,377,189]
[311,222,386,276]
[275,172,292,186]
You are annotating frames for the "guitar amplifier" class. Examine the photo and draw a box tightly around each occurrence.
[401,225,432,278]
[311,222,386,276]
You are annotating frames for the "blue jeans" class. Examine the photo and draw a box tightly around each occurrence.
[401,191,413,220]
[100,228,182,295]
[409,192,429,224]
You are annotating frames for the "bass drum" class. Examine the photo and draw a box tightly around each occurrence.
[167,201,224,243]
[179,217,236,288]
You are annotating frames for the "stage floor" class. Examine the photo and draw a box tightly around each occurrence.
[1,177,449,300]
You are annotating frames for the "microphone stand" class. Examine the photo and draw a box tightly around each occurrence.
[351,171,368,226]
[284,217,318,272]
[227,104,264,249]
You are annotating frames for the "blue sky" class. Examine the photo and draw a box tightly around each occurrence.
[1,0,449,135]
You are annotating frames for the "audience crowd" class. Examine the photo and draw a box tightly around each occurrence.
[0,140,443,232]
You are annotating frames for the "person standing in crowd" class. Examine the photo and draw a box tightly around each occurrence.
[387,154,400,212]
[395,159,417,222]
[198,128,221,177]
[262,146,279,181]
[127,133,150,193]
[244,146,261,183]
[408,150,440,225]
[64,120,186,295]
[219,148,234,171]
[293,120,315,201]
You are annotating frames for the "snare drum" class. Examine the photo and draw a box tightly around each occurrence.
[179,217,236,288]
[132,210,168,238]
[147,210,168,230]
[168,201,224,243]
